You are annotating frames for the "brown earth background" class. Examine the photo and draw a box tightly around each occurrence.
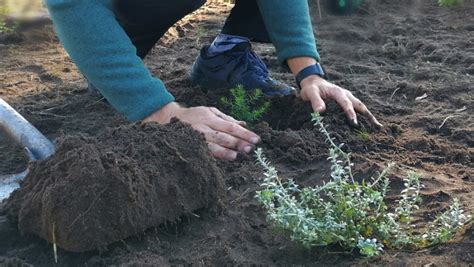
[0,0,473,266]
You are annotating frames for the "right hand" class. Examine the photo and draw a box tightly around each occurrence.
[143,102,261,161]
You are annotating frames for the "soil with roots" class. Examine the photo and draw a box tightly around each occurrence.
[3,120,225,253]
[0,1,473,266]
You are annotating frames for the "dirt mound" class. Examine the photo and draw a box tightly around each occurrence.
[2,120,225,252]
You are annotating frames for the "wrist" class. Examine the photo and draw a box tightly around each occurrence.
[300,75,325,89]
[287,57,318,75]
[143,102,182,124]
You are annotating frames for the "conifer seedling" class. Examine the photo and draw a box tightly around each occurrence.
[220,85,270,127]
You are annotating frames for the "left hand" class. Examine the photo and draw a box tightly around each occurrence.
[299,75,383,128]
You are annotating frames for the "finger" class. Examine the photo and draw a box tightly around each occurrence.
[304,87,326,113]
[209,107,247,127]
[348,94,384,128]
[209,118,260,145]
[207,130,254,153]
[207,142,238,161]
[333,91,357,125]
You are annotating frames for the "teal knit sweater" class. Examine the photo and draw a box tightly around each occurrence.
[45,0,320,121]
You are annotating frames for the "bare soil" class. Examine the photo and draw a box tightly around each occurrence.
[0,1,473,266]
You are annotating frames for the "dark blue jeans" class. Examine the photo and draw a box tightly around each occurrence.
[113,0,271,58]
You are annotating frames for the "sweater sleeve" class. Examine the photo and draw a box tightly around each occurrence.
[44,0,174,121]
[256,0,321,65]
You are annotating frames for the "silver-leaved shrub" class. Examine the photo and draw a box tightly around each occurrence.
[255,113,471,257]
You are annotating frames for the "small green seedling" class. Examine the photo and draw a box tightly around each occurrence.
[255,113,471,257]
[0,20,10,34]
[354,129,371,142]
[438,0,463,7]
[0,6,12,34]
[195,26,207,47]
[221,85,270,127]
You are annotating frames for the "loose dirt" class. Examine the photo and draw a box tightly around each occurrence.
[3,120,224,252]
[0,0,472,266]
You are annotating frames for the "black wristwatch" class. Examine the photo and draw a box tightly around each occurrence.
[295,63,327,89]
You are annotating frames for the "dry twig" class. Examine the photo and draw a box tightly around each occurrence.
[52,222,58,264]
[316,0,323,20]
[439,115,457,129]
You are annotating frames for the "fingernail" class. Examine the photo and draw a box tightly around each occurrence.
[244,146,253,153]
[229,151,238,160]
[353,118,358,126]
[374,119,384,128]
[316,106,324,112]
[250,137,260,144]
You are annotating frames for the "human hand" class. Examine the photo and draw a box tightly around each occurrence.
[299,75,383,127]
[143,102,261,160]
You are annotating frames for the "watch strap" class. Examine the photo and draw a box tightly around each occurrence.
[295,63,327,89]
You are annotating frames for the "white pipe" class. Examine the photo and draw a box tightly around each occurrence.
[0,98,55,161]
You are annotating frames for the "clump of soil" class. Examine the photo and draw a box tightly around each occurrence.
[2,120,225,252]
